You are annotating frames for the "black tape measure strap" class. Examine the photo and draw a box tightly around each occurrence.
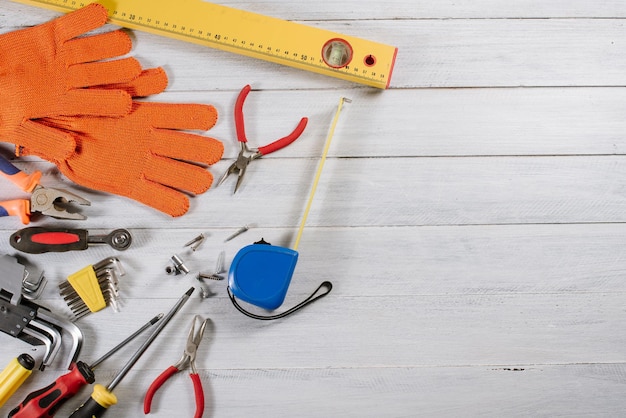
[227,281,332,320]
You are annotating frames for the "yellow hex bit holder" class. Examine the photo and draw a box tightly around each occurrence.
[59,258,124,319]
[66,266,107,313]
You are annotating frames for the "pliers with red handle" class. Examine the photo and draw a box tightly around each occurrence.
[0,155,90,224]
[144,315,209,418]
[216,84,308,193]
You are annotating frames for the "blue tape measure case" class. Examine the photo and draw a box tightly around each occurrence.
[228,242,299,310]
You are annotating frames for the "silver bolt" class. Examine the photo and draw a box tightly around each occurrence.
[166,254,189,275]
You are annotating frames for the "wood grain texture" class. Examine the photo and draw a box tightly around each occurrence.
[0,1,625,417]
[113,19,626,90]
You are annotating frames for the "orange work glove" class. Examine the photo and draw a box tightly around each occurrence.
[34,102,223,216]
[0,3,142,159]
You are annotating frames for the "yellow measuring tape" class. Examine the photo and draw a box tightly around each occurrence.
[11,0,398,89]
[293,97,350,251]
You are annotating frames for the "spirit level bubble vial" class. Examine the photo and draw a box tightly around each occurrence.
[11,0,398,89]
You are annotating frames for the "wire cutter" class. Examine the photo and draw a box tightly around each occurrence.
[144,315,209,418]
[0,155,90,224]
[217,84,308,193]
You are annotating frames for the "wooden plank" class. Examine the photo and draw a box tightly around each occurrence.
[0,228,623,371]
[1,292,625,370]
[0,364,615,417]
[210,1,626,19]
[121,19,626,89]
[13,83,626,161]
[149,87,626,158]
[1,224,623,304]
[1,155,624,228]
[5,3,626,88]
[5,0,626,23]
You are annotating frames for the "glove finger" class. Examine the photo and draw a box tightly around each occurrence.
[144,155,214,195]
[57,151,193,217]
[54,3,109,43]
[64,30,132,65]
[152,130,224,165]
[136,102,218,131]
[132,181,192,217]
[51,89,132,118]
[13,120,76,161]
[38,116,79,132]
[68,57,142,88]
[101,68,169,97]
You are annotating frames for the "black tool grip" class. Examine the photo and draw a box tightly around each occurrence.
[9,362,94,418]
[68,397,109,418]
[10,227,89,254]
[68,384,116,418]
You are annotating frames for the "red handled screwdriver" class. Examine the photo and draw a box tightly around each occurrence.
[8,314,162,418]
[68,287,194,418]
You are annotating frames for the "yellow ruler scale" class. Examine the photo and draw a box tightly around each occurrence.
[11,0,398,89]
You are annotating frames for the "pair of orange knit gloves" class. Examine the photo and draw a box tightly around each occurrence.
[1,4,223,216]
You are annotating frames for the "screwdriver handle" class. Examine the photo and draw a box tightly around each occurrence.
[0,354,35,408]
[8,362,94,418]
[9,314,163,418]
[69,288,194,418]
[68,384,117,418]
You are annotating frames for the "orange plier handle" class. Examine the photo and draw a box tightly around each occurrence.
[0,154,41,224]
[144,365,205,418]
[0,154,42,192]
[234,84,308,156]
[0,199,30,224]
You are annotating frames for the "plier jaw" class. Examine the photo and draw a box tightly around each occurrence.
[0,155,90,223]
[216,143,250,194]
[177,315,208,374]
[0,184,90,224]
[217,84,308,194]
[30,185,91,221]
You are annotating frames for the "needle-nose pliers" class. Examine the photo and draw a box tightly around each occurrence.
[144,315,209,418]
[217,84,308,193]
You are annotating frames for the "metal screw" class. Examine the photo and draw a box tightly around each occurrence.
[224,225,251,242]
[197,272,224,281]
[184,233,206,252]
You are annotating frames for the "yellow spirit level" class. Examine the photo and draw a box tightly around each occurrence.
[11,0,398,89]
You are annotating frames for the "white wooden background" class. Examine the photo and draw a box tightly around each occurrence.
[1,1,626,417]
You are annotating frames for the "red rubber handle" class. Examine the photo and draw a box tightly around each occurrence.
[143,366,178,414]
[257,117,308,155]
[9,362,94,418]
[31,231,81,245]
[234,84,251,144]
[234,84,308,155]
[190,373,205,418]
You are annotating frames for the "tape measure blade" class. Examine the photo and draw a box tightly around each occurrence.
[10,0,397,88]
